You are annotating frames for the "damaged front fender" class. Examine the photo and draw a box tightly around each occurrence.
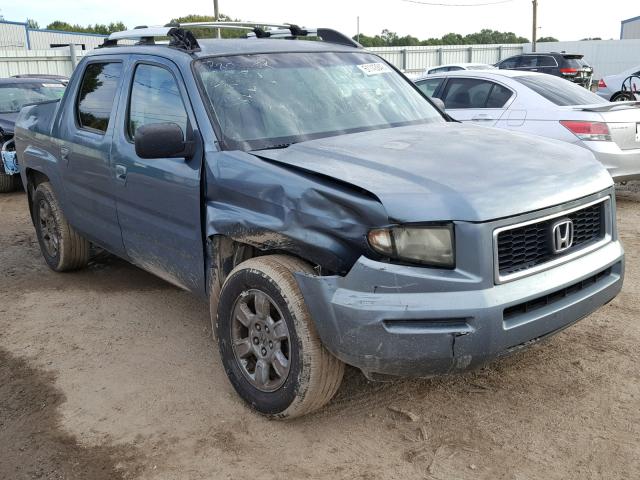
[204,150,389,274]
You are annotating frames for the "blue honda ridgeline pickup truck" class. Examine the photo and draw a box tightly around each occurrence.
[14,24,624,418]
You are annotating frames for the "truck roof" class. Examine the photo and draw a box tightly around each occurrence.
[91,24,362,60]
[85,38,359,62]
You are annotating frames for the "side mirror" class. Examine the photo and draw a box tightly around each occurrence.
[431,97,446,112]
[134,122,194,159]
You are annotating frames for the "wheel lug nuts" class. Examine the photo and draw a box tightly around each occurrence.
[253,337,259,345]
[256,324,261,331]
[269,341,273,349]
[261,348,267,356]
[265,326,270,333]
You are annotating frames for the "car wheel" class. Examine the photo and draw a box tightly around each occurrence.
[34,182,90,271]
[0,172,19,193]
[611,92,634,102]
[216,254,344,418]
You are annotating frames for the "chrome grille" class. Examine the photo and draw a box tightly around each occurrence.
[496,200,606,279]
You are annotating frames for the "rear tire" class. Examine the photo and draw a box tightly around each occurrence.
[33,182,89,271]
[215,255,344,419]
[0,172,19,193]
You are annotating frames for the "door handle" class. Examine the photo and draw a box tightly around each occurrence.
[472,114,493,121]
[115,164,127,182]
[60,145,70,164]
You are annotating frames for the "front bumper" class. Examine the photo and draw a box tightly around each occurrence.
[296,241,624,378]
[585,141,640,182]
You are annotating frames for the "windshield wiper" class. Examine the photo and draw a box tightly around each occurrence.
[254,143,293,151]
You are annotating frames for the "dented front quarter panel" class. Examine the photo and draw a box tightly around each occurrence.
[204,150,389,274]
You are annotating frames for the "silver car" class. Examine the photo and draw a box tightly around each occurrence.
[415,69,640,181]
[596,64,640,102]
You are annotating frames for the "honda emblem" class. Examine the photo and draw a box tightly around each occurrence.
[551,219,574,254]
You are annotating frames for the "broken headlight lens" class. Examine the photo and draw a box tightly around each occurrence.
[367,225,455,268]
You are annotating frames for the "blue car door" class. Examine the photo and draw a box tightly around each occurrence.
[58,58,127,255]
[110,56,205,292]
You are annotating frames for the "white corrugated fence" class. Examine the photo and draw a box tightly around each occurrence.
[0,39,638,80]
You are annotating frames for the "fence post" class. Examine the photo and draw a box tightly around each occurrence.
[69,43,78,71]
[468,46,473,62]
[437,48,443,66]
[401,49,407,71]
[498,45,503,61]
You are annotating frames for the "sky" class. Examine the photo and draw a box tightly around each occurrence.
[1,0,635,42]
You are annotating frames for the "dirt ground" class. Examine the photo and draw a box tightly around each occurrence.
[1,186,639,480]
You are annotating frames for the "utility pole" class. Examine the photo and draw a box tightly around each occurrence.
[214,0,221,39]
[531,0,538,52]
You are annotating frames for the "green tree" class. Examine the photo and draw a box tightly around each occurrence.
[45,20,127,34]
[26,18,39,29]
[168,14,246,39]
[354,28,531,47]
[537,36,559,42]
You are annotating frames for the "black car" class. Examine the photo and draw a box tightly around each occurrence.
[496,52,593,88]
[0,77,66,192]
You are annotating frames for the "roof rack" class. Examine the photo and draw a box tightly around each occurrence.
[101,22,362,52]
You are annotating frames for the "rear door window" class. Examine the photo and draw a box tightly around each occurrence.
[499,57,519,69]
[416,78,444,97]
[538,56,557,67]
[76,62,123,133]
[518,56,538,68]
[442,78,506,109]
[127,64,188,140]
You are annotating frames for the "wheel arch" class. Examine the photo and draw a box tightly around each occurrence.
[206,234,321,299]
[25,168,50,222]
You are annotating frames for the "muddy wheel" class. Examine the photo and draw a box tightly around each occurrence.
[34,182,89,272]
[216,255,344,419]
[0,172,19,193]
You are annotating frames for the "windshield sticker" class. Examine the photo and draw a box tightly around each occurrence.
[357,63,392,76]
[41,83,62,88]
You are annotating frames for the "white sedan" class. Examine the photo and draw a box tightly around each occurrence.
[415,69,640,181]
[424,62,496,75]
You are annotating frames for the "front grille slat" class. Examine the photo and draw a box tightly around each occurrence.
[503,267,612,320]
[497,202,605,277]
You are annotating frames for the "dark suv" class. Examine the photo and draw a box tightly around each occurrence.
[496,52,593,88]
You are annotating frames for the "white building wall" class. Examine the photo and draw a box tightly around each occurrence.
[0,22,28,49]
[621,17,640,40]
[28,30,107,50]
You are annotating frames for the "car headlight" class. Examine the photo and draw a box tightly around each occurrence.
[367,224,455,268]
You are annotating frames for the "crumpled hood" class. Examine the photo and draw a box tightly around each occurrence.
[252,123,612,222]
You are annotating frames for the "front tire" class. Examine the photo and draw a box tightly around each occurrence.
[216,255,344,418]
[33,182,89,271]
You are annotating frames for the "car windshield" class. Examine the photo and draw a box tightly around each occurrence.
[194,52,443,151]
[514,75,607,106]
[0,83,65,113]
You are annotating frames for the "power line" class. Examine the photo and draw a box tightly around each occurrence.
[401,0,513,6]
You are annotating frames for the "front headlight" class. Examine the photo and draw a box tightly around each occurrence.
[367,224,455,268]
